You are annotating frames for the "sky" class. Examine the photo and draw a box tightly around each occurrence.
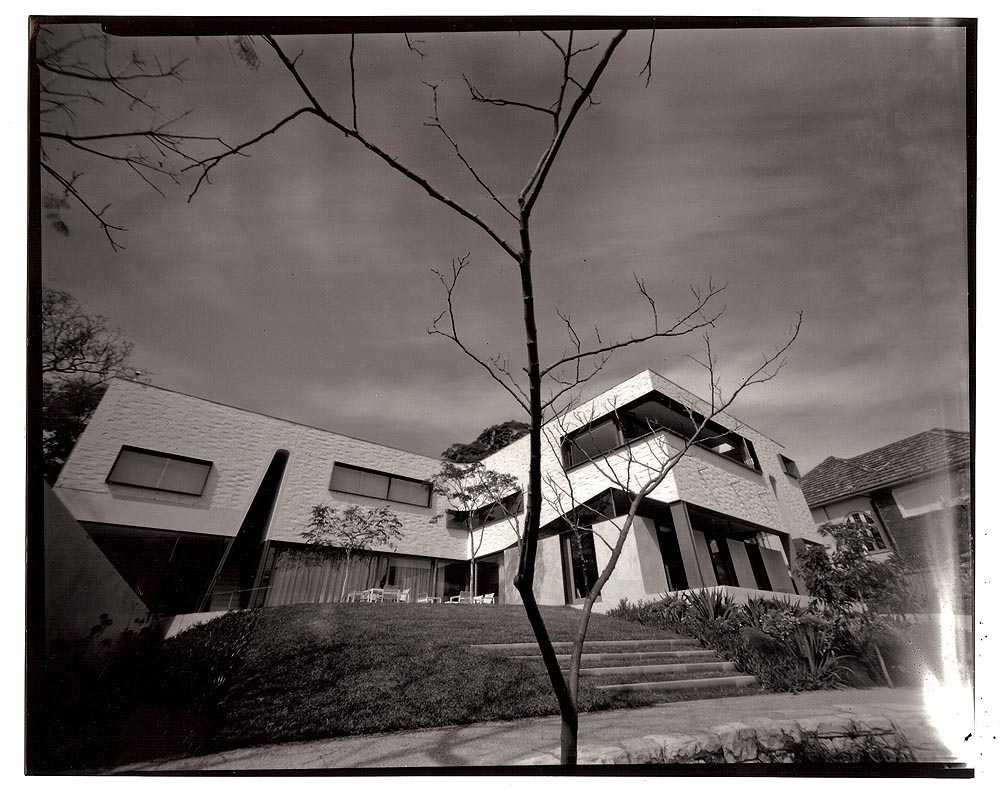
[36,21,971,472]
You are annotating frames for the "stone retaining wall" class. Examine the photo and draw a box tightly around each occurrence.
[516,714,951,765]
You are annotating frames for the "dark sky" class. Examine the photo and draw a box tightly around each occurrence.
[39,23,970,471]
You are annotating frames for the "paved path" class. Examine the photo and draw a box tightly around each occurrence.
[115,687,962,770]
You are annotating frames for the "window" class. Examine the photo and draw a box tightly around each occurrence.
[845,511,889,553]
[107,446,212,496]
[449,491,523,530]
[387,475,433,506]
[621,399,697,440]
[329,463,432,507]
[779,454,801,479]
[891,472,969,519]
[562,528,600,602]
[563,418,623,467]
[560,391,761,472]
[655,520,688,591]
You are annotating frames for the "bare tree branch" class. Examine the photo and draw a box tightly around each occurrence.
[239,35,520,261]
[428,255,531,412]
[404,33,427,59]
[423,82,518,221]
[639,30,655,88]
[463,74,556,118]
[183,107,316,200]
[36,25,211,244]
[41,163,126,250]
[349,34,358,131]
[540,280,727,378]
[519,30,627,216]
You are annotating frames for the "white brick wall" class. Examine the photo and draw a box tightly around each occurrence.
[55,380,468,559]
[478,369,815,554]
[54,370,817,606]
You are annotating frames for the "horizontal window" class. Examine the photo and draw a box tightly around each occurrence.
[448,491,523,530]
[107,446,212,496]
[564,419,623,468]
[562,391,761,472]
[330,463,432,508]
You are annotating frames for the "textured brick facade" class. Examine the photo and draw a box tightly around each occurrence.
[476,370,814,578]
[55,379,467,560]
[55,370,816,607]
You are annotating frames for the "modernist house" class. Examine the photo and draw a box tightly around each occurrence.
[52,370,819,615]
[800,428,971,608]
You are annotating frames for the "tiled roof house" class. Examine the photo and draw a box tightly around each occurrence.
[800,428,971,606]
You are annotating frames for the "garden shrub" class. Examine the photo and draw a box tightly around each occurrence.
[610,591,877,693]
[154,608,264,748]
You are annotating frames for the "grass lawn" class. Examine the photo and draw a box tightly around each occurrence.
[157,602,725,755]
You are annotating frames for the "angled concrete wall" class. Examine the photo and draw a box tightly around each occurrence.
[43,483,154,663]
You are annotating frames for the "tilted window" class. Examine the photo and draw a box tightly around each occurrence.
[564,418,623,467]
[330,463,432,508]
[779,454,801,479]
[561,391,761,472]
[107,446,212,496]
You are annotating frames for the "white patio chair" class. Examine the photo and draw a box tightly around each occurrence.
[396,588,411,603]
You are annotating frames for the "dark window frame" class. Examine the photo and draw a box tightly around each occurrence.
[561,527,601,604]
[329,462,433,508]
[106,445,213,496]
[447,491,524,530]
[779,454,801,479]
[561,390,762,473]
[845,511,890,553]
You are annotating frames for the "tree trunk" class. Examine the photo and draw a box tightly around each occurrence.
[511,223,579,765]
[339,549,352,602]
[560,714,579,765]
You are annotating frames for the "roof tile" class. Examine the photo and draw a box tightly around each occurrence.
[801,428,970,507]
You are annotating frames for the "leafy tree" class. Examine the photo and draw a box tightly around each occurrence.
[797,521,910,615]
[41,285,135,483]
[430,462,520,597]
[300,504,403,602]
[442,420,530,463]
[796,520,912,685]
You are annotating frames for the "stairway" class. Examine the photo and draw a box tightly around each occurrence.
[471,636,758,696]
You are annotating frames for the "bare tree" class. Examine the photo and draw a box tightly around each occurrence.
[301,504,403,602]
[431,462,521,598]
[186,28,801,764]
[35,23,226,250]
[540,322,802,717]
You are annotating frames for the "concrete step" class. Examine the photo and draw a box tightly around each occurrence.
[577,660,737,678]
[510,649,718,663]
[597,674,758,693]
[471,638,699,653]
